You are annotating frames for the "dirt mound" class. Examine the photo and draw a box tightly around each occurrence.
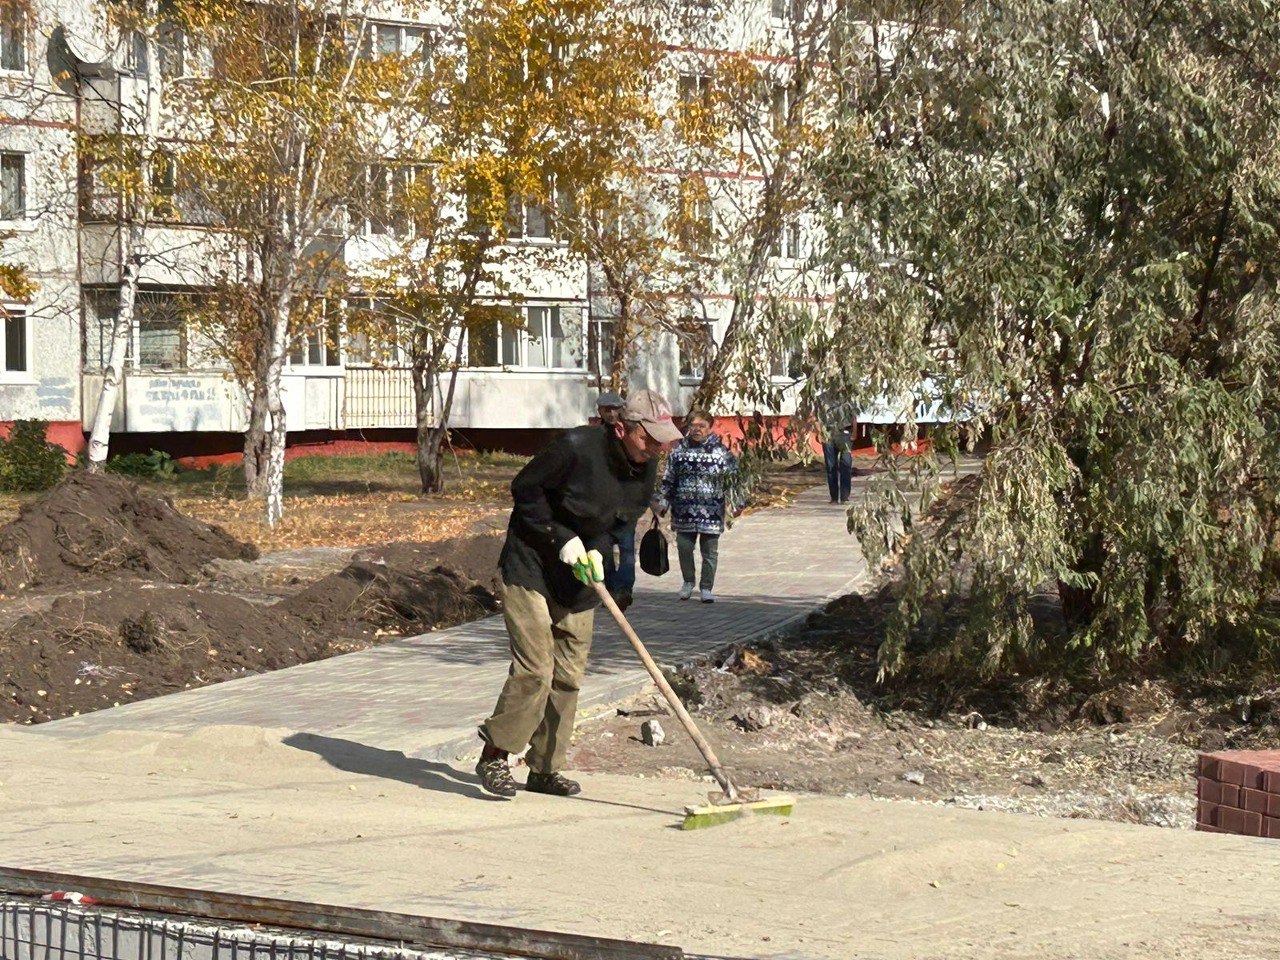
[281,536,502,638]
[0,531,504,725]
[0,583,322,724]
[354,536,504,592]
[0,472,257,594]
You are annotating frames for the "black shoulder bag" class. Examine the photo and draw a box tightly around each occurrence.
[638,516,669,577]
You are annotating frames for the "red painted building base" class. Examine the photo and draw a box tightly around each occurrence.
[0,421,87,462]
[0,418,940,471]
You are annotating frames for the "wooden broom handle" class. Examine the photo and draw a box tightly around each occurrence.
[592,581,739,801]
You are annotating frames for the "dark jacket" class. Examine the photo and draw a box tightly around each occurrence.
[500,424,657,611]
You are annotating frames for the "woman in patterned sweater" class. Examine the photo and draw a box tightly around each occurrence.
[654,409,737,603]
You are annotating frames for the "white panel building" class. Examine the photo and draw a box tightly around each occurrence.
[0,0,817,456]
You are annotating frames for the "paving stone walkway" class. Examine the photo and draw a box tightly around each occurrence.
[31,478,880,759]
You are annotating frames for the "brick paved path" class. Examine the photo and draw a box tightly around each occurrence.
[31,479,877,759]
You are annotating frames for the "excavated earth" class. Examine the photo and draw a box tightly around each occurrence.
[0,473,502,724]
[570,474,1280,832]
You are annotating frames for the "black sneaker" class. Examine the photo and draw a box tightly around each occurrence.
[526,771,581,797]
[475,757,518,798]
[613,590,634,613]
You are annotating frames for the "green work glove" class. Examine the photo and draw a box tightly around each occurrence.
[559,537,605,585]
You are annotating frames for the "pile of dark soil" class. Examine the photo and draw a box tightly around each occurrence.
[571,634,1202,828]
[0,472,257,594]
[1,584,323,724]
[280,536,503,640]
[0,475,507,725]
[1,539,502,724]
[355,537,504,594]
[783,568,1269,745]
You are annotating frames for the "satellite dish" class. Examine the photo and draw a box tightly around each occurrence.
[63,32,114,72]
[52,3,116,79]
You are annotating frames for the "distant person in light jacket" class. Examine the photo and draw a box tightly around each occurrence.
[654,409,737,604]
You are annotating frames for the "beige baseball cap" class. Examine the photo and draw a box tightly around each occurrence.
[622,389,683,444]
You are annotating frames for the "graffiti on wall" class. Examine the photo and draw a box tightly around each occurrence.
[127,376,237,432]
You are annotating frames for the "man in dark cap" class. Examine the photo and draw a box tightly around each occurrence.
[594,391,637,609]
[596,390,624,426]
[475,390,681,799]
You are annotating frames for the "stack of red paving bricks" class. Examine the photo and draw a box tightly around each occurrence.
[1197,750,1280,837]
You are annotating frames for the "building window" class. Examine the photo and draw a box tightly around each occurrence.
[363,22,435,69]
[587,317,614,378]
[122,29,149,76]
[148,152,216,224]
[522,193,552,240]
[771,350,801,380]
[504,175,562,242]
[466,305,521,367]
[467,304,584,369]
[2,307,28,375]
[677,71,714,138]
[84,290,194,371]
[771,222,802,260]
[770,84,790,136]
[79,154,118,221]
[156,22,211,78]
[288,308,342,367]
[158,22,183,77]
[678,72,712,106]
[361,163,431,237]
[344,298,402,366]
[85,290,127,370]
[0,2,25,72]
[137,293,187,368]
[525,305,582,368]
[677,181,713,254]
[150,152,177,218]
[772,0,804,22]
[1,152,25,220]
[677,318,714,379]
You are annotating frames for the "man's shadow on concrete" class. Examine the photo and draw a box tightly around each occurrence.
[283,733,494,800]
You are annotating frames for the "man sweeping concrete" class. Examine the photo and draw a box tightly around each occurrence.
[474,390,682,799]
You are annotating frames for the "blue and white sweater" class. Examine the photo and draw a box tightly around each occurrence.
[657,433,738,535]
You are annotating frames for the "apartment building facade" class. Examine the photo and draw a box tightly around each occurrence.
[0,0,818,456]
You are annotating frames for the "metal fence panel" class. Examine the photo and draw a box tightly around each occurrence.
[0,901,481,960]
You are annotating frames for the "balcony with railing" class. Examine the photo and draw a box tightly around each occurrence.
[342,366,420,429]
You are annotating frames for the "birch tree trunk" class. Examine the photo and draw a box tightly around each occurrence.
[608,296,632,394]
[411,350,439,494]
[242,378,271,497]
[415,331,466,494]
[86,1,161,471]
[262,296,292,526]
[86,241,143,471]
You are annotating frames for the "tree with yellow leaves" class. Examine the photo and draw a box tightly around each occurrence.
[164,0,438,524]
[358,0,674,493]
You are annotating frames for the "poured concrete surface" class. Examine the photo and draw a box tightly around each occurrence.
[1,724,1276,960]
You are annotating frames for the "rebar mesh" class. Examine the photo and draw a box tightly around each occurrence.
[0,900,485,960]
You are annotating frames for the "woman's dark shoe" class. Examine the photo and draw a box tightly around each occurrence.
[526,771,581,796]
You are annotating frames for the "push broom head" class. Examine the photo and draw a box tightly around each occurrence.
[681,793,796,830]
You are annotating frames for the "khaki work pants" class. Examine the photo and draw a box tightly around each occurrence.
[480,583,595,773]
